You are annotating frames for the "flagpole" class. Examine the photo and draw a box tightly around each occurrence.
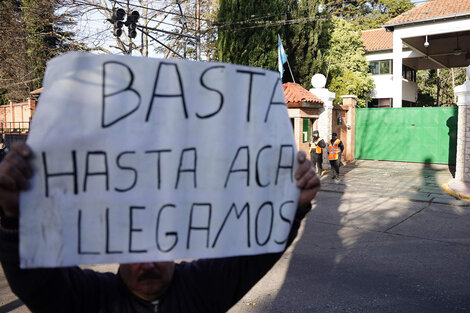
[286,58,295,84]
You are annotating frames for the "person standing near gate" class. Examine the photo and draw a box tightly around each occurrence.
[309,130,326,176]
[328,132,344,180]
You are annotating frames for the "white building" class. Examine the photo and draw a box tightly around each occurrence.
[362,0,470,108]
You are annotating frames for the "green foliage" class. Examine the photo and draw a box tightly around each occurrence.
[287,0,331,87]
[0,0,76,101]
[417,68,466,107]
[324,0,414,30]
[23,0,60,90]
[217,0,287,70]
[0,0,28,103]
[325,17,374,107]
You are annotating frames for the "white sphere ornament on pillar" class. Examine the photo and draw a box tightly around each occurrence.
[311,74,327,89]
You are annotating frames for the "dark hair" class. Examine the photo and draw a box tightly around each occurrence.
[332,132,337,136]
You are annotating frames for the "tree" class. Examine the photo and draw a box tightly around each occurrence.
[0,0,77,104]
[64,0,218,60]
[153,0,219,60]
[217,0,287,70]
[325,17,374,107]
[324,0,413,30]
[0,0,28,104]
[417,68,466,107]
[287,0,331,87]
[23,0,76,90]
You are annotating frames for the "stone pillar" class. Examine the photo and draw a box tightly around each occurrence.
[340,95,356,162]
[309,74,335,141]
[309,74,335,170]
[454,66,470,182]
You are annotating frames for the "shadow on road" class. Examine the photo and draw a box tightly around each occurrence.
[239,159,470,313]
[0,299,24,312]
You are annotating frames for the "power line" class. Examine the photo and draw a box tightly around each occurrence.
[112,0,214,24]
[138,28,183,58]
[72,0,199,31]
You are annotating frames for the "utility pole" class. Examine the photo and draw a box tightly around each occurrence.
[127,0,132,55]
[196,0,201,61]
[176,0,187,59]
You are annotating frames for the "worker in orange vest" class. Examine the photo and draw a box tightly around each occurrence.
[309,130,326,176]
[328,132,344,180]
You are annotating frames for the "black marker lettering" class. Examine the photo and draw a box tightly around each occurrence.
[212,202,250,248]
[275,200,295,245]
[77,209,99,255]
[102,61,141,128]
[156,204,178,253]
[105,208,123,254]
[42,151,78,197]
[146,62,188,121]
[114,151,137,192]
[187,203,211,249]
[197,65,225,119]
[255,201,274,246]
[83,151,109,193]
[146,149,171,190]
[255,145,272,187]
[175,148,197,189]
[224,146,250,188]
[129,206,147,253]
[236,69,265,122]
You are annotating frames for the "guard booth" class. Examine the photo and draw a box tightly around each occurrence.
[283,82,324,157]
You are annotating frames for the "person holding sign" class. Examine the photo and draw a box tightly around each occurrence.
[0,143,319,313]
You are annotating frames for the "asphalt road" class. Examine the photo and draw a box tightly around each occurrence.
[1,160,469,313]
[228,161,470,313]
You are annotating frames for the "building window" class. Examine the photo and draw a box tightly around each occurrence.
[369,62,380,75]
[402,65,416,82]
[367,98,392,108]
[369,60,392,75]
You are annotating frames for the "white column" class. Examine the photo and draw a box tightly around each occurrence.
[309,74,335,141]
[392,33,403,108]
[454,66,470,182]
[309,74,335,170]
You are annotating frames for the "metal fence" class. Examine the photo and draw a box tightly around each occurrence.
[0,121,30,133]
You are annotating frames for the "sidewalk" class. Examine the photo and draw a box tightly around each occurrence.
[320,159,470,207]
[442,179,470,203]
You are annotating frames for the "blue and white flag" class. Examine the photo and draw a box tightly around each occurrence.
[278,34,287,79]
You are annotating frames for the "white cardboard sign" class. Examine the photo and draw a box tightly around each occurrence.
[19,52,299,268]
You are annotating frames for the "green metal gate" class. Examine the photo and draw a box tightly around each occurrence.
[355,107,458,164]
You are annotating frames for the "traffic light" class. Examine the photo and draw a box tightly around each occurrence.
[109,8,125,37]
[113,20,123,37]
[126,11,140,39]
[108,8,140,39]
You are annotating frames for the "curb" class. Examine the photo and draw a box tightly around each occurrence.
[441,179,470,203]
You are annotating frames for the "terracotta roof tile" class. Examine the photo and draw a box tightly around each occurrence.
[385,0,470,27]
[362,28,393,51]
[282,83,323,105]
[30,87,43,95]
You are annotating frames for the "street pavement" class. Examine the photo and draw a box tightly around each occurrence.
[228,160,470,313]
[1,160,470,312]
